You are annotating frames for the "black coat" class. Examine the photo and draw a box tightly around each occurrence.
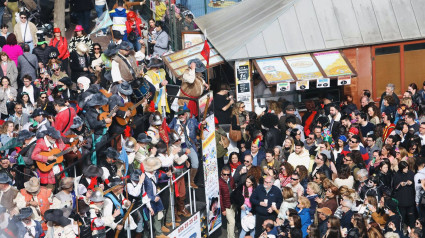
[32,45,59,66]
[310,164,332,180]
[264,127,283,151]
[69,51,90,82]
[18,86,40,103]
[392,170,416,207]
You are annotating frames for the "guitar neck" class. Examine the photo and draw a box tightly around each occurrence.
[108,107,119,118]
[55,148,73,157]
[130,99,146,111]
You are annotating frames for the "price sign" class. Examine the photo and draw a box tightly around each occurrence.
[296,81,309,90]
[317,78,330,88]
[338,75,351,86]
[277,82,290,92]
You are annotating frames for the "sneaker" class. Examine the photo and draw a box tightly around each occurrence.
[96,32,105,37]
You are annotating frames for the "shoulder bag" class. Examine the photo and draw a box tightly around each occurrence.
[229,115,242,142]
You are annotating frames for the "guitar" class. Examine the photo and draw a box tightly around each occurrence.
[116,96,150,126]
[98,106,119,128]
[36,140,87,172]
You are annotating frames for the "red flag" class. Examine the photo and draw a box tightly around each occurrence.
[159,118,170,144]
[200,39,210,68]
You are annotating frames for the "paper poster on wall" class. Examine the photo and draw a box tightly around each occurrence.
[314,51,353,77]
[182,31,205,49]
[296,81,309,90]
[254,57,294,84]
[168,212,201,238]
[235,60,253,111]
[277,82,290,92]
[316,78,330,88]
[338,75,351,86]
[198,92,222,235]
[285,54,323,80]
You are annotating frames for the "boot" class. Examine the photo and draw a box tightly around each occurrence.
[156,234,169,238]
[189,168,198,189]
[166,222,181,227]
[177,198,191,217]
[134,232,143,238]
[161,226,170,233]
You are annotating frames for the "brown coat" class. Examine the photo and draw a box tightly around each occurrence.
[178,70,204,106]
[113,53,139,82]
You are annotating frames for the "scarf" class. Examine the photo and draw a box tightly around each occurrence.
[279,173,291,188]
[229,162,241,173]
[87,177,98,191]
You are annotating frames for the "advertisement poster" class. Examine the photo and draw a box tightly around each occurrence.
[316,78,330,88]
[296,81,309,90]
[338,75,352,86]
[277,82,290,92]
[168,212,201,238]
[254,57,294,84]
[235,60,253,111]
[182,32,205,49]
[198,92,222,235]
[314,51,353,77]
[285,54,323,80]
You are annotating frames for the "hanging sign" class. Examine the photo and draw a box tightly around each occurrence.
[235,60,253,111]
[277,82,290,92]
[338,75,351,86]
[316,78,330,88]
[296,81,309,90]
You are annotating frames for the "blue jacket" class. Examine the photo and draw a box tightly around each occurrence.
[143,171,170,213]
[340,210,354,230]
[13,218,42,238]
[250,184,283,216]
[169,117,199,149]
[243,149,266,166]
[296,207,312,238]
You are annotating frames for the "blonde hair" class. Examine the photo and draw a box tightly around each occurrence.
[282,186,294,200]
[307,182,321,194]
[298,196,311,208]
[231,102,244,117]
[1,121,14,134]
[268,101,282,115]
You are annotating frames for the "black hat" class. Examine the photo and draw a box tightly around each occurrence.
[17,129,35,142]
[119,41,134,51]
[59,77,72,86]
[108,177,124,187]
[187,58,206,73]
[70,116,84,129]
[106,147,120,160]
[385,198,399,213]
[76,199,90,214]
[156,141,167,154]
[86,93,109,107]
[15,207,32,220]
[36,126,61,140]
[44,209,71,226]
[147,58,164,69]
[104,43,119,57]
[49,51,58,59]
[83,165,104,178]
[260,113,279,129]
[137,133,152,143]
[31,108,47,118]
[130,169,143,182]
[118,81,133,96]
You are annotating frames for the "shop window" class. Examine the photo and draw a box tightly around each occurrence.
[404,43,425,90]
[374,46,401,96]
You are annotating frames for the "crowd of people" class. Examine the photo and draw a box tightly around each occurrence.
[213,83,425,238]
[0,0,424,238]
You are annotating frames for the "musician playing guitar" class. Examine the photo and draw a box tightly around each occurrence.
[108,82,133,150]
[31,126,78,191]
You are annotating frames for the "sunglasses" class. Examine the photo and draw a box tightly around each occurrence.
[315,156,323,160]
[240,105,245,108]
[349,140,357,143]
[291,178,299,181]
[94,48,100,50]
[343,157,352,161]
[221,173,230,176]
[244,160,250,163]
[53,69,60,72]
[40,96,47,99]
[21,17,26,19]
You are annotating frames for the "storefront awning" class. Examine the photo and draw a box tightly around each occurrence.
[162,42,225,78]
[253,50,356,84]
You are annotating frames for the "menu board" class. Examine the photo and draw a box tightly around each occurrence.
[235,60,253,111]
[285,54,323,80]
[314,51,352,77]
[162,43,225,78]
[254,57,294,84]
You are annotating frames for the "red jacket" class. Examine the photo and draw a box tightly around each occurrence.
[53,107,76,135]
[49,37,70,59]
[219,176,235,210]
[126,18,143,36]
[31,138,68,184]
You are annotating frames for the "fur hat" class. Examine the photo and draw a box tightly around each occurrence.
[70,116,84,129]
[36,126,61,139]
[77,76,91,91]
[187,58,206,73]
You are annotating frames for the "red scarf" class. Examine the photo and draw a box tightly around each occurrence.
[279,174,291,188]
[230,162,241,173]
[87,177,98,191]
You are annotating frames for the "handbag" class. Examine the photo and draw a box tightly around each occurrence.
[229,115,242,142]
[128,31,138,41]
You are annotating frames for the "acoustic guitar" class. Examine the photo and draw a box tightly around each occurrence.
[116,96,150,126]
[36,141,86,172]
[98,106,119,128]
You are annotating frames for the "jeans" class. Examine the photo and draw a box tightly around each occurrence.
[128,36,142,52]
[0,7,5,26]
[187,147,199,169]
[239,206,255,238]
[95,4,107,34]
[76,10,91,33]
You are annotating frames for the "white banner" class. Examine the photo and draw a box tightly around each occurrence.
[316,78,330,88]
[198,92,222,235]
[168,212,201,238]
[235,60,253,111]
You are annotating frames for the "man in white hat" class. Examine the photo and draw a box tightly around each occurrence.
[142,157,171,238]
[50,177,76,218]
[14,177,53,230]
